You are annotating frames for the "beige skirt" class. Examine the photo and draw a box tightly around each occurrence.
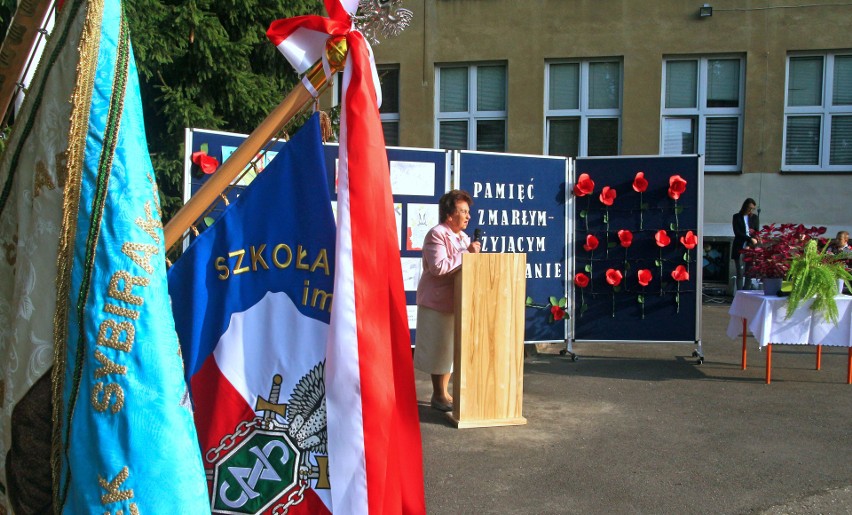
[413,306,454,375]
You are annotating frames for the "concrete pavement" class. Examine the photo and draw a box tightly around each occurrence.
[414,302,852,514]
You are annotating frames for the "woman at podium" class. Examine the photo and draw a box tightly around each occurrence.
[413,189,481,412]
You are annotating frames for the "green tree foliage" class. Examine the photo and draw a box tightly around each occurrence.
[124,0,323,221]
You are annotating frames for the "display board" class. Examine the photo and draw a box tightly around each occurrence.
[322,143,451,346]
[184,129,450,346]
[572,155,702,343]
[456,151,569,343]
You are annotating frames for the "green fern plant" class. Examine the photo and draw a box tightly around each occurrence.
[785,240,852,323]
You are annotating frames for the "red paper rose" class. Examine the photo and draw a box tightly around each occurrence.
[668,175,687,200]
[551,305,566,321]
[680,230,697,250]
[637,269,652,287]
[632,171,648,193]
[655,229,671,247]
[605,268,623,286]
[583,234,599,252]
[573,173,595,197]
[618,229,633,248]
[599,186,616,206]
[191,151,219,175]
[574,272,590,288]
[671,264,690,282]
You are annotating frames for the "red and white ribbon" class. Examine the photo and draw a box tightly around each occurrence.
[268,3,424,513]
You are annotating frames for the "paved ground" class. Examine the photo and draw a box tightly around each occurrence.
[414,301,852,514]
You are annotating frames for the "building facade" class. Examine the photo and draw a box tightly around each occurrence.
[366,0,852,237]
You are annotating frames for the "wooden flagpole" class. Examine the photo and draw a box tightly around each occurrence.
[0,0,55,125]
[163,37,348,251]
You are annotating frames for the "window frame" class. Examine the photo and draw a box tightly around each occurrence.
[782,51,852,172]
[660,55,745,173]
[544,58,623,158]
[434,63,508,151]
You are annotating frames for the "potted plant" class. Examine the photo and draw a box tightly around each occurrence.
[740,224,826,295]
[785,239,852,323]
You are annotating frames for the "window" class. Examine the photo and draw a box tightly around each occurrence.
[378,65,400,146]
[331,65,400,146]
[783,52,852,171]
[661,56,744,172]
[545,59,622,157]
[435,64,507,151]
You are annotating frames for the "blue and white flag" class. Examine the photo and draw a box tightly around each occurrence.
[44,0,209,512]
[169,113,337,513]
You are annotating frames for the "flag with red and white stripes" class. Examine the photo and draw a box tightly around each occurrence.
[268,2,425,513]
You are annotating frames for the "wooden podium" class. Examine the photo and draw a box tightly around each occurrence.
[448,253,527,428]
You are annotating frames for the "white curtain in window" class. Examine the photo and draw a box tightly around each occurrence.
[588,118,619,156]
[788,57,823,107]
[476,119,505,151]
[785,116,821,165]
[830,116,852,165]
[832,55,852,106]
[382,121,399,147]
[548,118,580,157]
[549,63,579,110]
[705,117,738,165]
[662,117,696,154]
[588,62,620,109]
[665,61,697,109]
[477,65,506,112]
[439,120,468,150]
[707,59,740,108]
[440,67,468,112]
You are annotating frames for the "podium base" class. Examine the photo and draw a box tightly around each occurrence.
[446,414,527,429]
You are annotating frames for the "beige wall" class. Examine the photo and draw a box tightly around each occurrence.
[372,0,852,230]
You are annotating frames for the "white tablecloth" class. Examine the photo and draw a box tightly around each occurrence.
[726,290,852,348]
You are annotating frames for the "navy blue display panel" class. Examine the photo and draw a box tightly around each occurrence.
[572,156,701,343]
[185,130,449,346]
[456,151,569,343]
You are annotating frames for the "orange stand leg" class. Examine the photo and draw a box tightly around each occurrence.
[765,343,772,384]
[815,345,822,371]
[741,318,747,370]
[847,348,851,385]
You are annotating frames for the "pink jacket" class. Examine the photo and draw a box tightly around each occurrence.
[416,223,471,313]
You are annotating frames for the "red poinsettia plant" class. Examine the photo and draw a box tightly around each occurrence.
[741,224,829,279]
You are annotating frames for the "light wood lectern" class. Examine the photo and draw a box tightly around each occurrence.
[448,253,527,428]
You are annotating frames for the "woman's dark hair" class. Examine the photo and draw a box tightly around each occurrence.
[739,198,757,215]
[438,189,473,222]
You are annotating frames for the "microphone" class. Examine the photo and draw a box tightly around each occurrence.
[473,228,484,243]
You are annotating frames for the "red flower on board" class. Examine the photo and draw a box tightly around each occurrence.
[574,272,590,288]
[599,186,616,206]
[573,173,595,197]
[618,229,633,248]
[680,230,697,250]
[191,151,219,174]
[637,269,653,287]
[551,305,566,321]
[584,234,599,252]
[655,229,671,247]
[671,265,690,282]
[605,268,623,287]
[668,175,687,200]
[632,171,648,193]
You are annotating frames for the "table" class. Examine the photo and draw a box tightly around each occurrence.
[727,290,852,384]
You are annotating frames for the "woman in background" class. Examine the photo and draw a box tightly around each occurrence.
[413,190,480,412]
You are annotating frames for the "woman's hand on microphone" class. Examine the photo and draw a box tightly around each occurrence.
[468,241,481,253]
